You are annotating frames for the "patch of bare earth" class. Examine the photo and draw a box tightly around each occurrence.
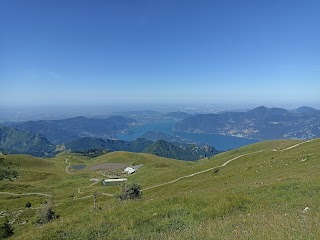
[90,163,128,171]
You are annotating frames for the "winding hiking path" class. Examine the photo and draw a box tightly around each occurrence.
[281,138,318,151]
[0,192,51,197]
[142,152,259,191]
[101,193,114,197]
[83,179,101,188]
[142,139,318,192]
[73,192,114,201]
[65,159,74,174]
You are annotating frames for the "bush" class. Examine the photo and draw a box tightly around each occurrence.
[25,202,32,208]
[38,200,59,224]
[117,183,142,200]
[1,216,14,238]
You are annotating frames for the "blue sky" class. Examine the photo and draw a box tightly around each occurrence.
[1,0,319,107]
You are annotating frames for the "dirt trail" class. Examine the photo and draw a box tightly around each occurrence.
[65,159,74,174]
[82,180,101,188]
[142,139,317,192]
[281,138,318,151]
[101,193,114,197]
[73,192,114,200]
[0,192,51,197]
[142,152,255,191]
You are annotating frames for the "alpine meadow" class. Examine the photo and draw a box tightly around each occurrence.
[1,1,320,239]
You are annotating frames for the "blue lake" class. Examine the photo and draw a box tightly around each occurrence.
[117,121,259,151]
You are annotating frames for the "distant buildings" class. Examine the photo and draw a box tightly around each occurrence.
[101,164,143,186]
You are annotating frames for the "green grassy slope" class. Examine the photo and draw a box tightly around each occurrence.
[0,138,319,239]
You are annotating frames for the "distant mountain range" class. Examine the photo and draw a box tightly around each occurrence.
[1,106,319,158]
[65,137,219,161]
[0,125,55,157]
[111,110,196,122]
[2,111,196,145]
[4,116,136,144]
[174,106,320,140]
[143,139,219,160]
[0,125,219,160]
[65,137,153,153]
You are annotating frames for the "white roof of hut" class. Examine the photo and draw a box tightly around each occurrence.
[123,167,136,174]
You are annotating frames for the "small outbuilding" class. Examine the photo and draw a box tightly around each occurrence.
[123,164,143,174]
[123,167,136,174]
[101,178,127,186]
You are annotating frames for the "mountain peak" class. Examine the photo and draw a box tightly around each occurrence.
[294,106,317,113]
[247,106,268,114]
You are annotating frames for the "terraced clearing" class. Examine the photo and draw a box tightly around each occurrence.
[0,138,320,239]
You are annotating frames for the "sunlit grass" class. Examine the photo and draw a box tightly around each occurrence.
[1,139,319,239]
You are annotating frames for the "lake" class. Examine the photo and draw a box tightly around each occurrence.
[70,164,87,170]
[117,121,258,151]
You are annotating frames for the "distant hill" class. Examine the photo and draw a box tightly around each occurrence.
[0,125,55,157]
[111,110,163,122]
[174,106,320,140]
[0,124,220,160]
[65,137,153,153]
[64,137,107,151]
[6,120,80,144]
[143,139,220,161]
[142,131,179,142]
[164,111,195,120]
[292,106,318,114]
[5,116,137,144]
[65,137,219,161]
[142,131,195,145]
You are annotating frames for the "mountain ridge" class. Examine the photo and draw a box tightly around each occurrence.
[0,125,55,157]
[4,116,137,144]
[65,137,219,161]
[174,106,320,140]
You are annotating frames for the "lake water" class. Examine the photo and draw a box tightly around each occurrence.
[117,121,258,151]
[70,164,87,170]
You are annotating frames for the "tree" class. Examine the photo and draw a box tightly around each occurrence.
[25,202,32,208]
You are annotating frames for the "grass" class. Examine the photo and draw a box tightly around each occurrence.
[0,138,319,239]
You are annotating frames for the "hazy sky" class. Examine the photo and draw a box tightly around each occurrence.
[1,0,319,107]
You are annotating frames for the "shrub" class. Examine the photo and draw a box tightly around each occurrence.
[117,183,142,200]
[25,202,32,208]
[1,216,14,238]
[38,200,59,224]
